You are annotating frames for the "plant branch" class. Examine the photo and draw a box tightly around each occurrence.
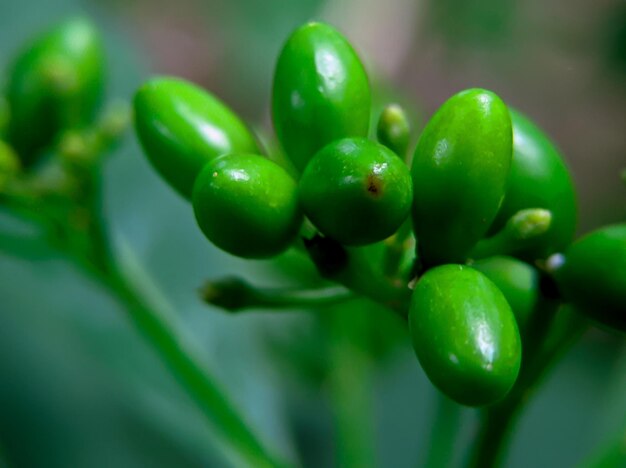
[303,234,411,319]
[1,154,289,467]
[97,249,286,468]
[80,181,289,467]
[200,276,354,312]
[422,394,462,468]
[468,304,588,467]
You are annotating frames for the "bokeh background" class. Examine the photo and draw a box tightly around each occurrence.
[1,0,625,467]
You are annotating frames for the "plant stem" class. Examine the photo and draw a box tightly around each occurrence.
[422,394,462,468]
[304,235,411,318]
[468,403,518,468]
[37,160,290,467]
[99,258,286,468]
[382,219,413,278]
[467,305,588,467]
[327,306,375,468]
[580,425,626,468]
[201,277,354,312]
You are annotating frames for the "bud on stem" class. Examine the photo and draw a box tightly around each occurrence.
[470,208,553,260]
[376,103,411,160]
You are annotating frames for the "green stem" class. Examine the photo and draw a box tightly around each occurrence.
[469,209,552,260]
[304,235,411,318]
[467,305,588,467]
[382,219,413,278]
[50,164,289,466]
[201,277,354,312]
[469,404,518,468]
[327,308,375,468]
[581,426,626,467]
[422,394,462,468]
[2,159,288,467]
[90,239,287,468]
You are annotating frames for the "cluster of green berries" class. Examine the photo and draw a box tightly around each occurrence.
[131,22,625,406]
[0,18,128,190]
[2,18,622,409]
[1,18,105,166]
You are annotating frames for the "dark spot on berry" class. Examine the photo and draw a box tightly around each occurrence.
[366,174,383,197]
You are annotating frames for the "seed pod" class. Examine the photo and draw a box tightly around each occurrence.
[471,256,540,337]
[553,224,626,333]
[299,137,412,246]
[272,22,371,172]
[409,265,521,406]
[488,110,577,261]
[411,89,512,267]
[6,18,105,165]
[192,154,302,259]
[134,78,259,199]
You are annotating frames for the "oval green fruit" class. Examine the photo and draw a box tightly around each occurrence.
[272,22,371,172]
[471,256,540,337]
[553,224,626,333]
[299,137,412,246]
[488,109,577,261]
[6,17,105,165]
[409,264,521,406]
[192,154,302,259]
[411,89,512,267]
[134,77,259,199]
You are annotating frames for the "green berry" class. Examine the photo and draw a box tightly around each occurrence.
[298,137,412,246]
[192,154,302,259]
[272,22,371,172]
[134,77,259,199]
[488,109,577,261]
[471,256,540,337]
[409,265,522,406]
[6,18,105,165]
[553,224,626,333]
[411,88,512,267]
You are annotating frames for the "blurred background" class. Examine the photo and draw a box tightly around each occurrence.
[0,0,625,467]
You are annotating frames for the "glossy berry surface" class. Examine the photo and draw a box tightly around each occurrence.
[409,264,522,406]
[471,255,540,337]
[554,224,626,333]
[298,137,412,246]
[134,77,259,199]
[6,17,105,165]
[488,109,577,261]
[272,22,371,172]
[192,154,302,259]
[411,88,512,267]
